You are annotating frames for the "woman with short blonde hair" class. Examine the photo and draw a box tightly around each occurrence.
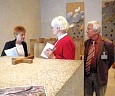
[44,16,75,59]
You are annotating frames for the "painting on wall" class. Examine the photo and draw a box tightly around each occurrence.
[102,0,115,41]
[66,2,84,40]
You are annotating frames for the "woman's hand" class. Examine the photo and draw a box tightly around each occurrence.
[44,48,55,59]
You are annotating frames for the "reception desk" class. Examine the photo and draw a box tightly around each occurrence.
[0,57,84,96]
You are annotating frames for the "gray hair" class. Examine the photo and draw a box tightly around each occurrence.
[51,16,69,32]
[88,21,101,34]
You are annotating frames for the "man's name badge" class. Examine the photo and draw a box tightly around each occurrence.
[101,52,107,59]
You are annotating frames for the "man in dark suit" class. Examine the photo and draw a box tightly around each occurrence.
[84,21,114,96]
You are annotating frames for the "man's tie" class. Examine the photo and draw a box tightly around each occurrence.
[85,41,95,75]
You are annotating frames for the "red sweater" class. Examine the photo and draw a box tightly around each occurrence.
[53,35,75,60]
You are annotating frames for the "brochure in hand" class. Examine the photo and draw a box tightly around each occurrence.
[40,42,54,58]
[4,47,19,56]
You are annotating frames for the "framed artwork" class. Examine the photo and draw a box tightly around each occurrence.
[66,2,84,39]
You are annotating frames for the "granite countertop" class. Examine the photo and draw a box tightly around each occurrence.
[0,56,83,96]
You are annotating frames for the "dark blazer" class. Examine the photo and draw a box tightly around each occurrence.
[1,39,28,57]
[84,37,114,87]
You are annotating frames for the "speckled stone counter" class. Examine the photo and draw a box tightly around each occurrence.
[0,57,84,96]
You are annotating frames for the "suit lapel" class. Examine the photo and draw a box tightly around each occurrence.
[96,39,104,63]
[86,40,90,55]
[84,40,91,61]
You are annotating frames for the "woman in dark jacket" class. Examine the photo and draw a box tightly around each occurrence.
[1,26,28,57]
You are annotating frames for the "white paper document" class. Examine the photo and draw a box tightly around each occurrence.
[4,47,19,56]
[41,42,54,58]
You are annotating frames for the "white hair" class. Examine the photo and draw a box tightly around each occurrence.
[51,16,69,31]
[88,21,101,34]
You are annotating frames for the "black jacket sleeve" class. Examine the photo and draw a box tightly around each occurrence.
[1,40,15,56]
[22,42,28,57]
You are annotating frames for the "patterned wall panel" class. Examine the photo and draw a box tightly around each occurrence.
[102,1,115,41]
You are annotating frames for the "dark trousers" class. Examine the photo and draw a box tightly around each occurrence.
[84,73,107,96]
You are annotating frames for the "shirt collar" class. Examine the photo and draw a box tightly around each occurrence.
[90,35,101,44]
[95,35,101,44]
[58,33,67,40]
